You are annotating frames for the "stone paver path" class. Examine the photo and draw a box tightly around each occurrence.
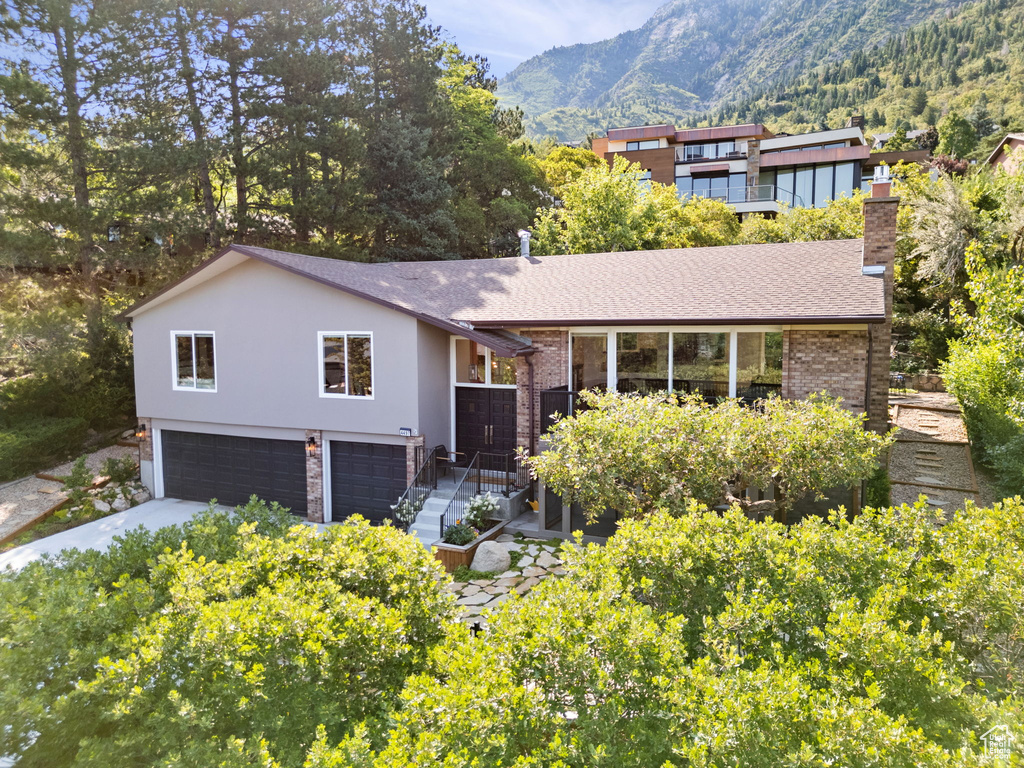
[446,534,568,628]
[888,393,979,516]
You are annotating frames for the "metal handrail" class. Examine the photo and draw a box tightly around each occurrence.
[477,451,530,497]
[678,185,805,208]
[392,444,440,530]
[440,451,481,539]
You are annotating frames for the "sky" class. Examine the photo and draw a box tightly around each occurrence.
[423,0,667,78]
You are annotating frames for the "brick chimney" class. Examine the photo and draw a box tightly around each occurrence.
[862,179,898,434]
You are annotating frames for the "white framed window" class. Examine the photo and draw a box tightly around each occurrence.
[452,338,517,388]
[568,327,783,399]
[319,332,374,398]
[172,331,216,391]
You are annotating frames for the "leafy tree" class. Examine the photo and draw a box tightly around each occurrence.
[883,126,915,151]
[944,243,1024,495]
[528,390,889,523]
[314,500,1024,766]
[531,156,737,255]
[0,500,459,767]
[739,190,866,244]
[536,145,604,192]
[937,110,979,158]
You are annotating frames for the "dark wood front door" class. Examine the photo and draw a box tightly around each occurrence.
[455,387,517,463]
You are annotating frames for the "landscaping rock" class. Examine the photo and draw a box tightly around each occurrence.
[495,577,521,587]
[112,497,131,512]
[514,577,540,594]
[457,592,493,606]
[471,541,511,573]
[517,555,535,568]
[93,499,112,513]
[469,579,493,587]
[522,565,547,578]
[535,551,560,568]
[133,490,152,504]
[497,570,518,579]
[496,533,515,543]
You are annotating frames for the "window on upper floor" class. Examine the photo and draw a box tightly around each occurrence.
[680,141,743,162]
[626,139,660,151]
[320,332,373,398]
[174,332,216,391]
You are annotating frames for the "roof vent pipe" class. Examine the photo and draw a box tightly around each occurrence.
[517,229,532,259]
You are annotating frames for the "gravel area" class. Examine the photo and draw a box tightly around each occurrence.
[891,482,979,517]
[889,392,961,411]
[893,406,968,443]
[0,444,137,542]
[888,441,975,491]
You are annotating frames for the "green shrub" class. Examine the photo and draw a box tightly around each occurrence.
[0,417,88,482]
[865,463,892,508]
[442,522,477,546]
[100,455,138,486]
[944,339,1024,496]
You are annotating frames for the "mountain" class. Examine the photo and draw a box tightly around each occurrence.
[711,0,1024,147]
[496,0,964,140]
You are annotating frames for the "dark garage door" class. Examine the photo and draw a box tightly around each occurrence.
[330,441,406,524]
[162,430,307,514]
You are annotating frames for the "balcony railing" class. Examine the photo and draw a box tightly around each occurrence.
[677,141,748,163]
[678,185,804,208]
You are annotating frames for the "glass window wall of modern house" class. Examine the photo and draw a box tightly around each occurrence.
[678,141,747,162]
[569,329,783,400]
[675,172,747,203]
[761,161,857,208]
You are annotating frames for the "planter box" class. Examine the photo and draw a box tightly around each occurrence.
[432,519,508,573]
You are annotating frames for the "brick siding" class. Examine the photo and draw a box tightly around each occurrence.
[138,417,153,461]
[782,329,868,411]
[305,429,323,522]
[516,330,569,454]
[863,196,898,433]
[405,434,425,485]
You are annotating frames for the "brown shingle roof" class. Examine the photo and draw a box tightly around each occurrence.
[233,239,883,327]
[124,240,885,355]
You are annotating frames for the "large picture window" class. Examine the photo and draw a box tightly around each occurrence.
[173,332,215,391]
[569,329,782,401]
[320,332,373,398]
[763,161,857,209]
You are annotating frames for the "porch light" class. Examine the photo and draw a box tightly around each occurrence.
[135,422,147,441]
[306,436,317,456]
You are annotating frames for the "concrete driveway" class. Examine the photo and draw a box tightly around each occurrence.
[0,498,226,571]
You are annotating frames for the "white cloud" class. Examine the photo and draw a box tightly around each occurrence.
[423,0,666,76]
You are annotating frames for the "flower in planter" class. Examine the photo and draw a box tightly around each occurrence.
[464,492,500,529]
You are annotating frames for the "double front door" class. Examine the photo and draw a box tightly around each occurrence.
[455,387,517,464]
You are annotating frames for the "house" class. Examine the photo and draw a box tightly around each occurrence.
[987,133,1024,174]
[123,184,897,538]
[870,128,930,150]
[591,117,872,216]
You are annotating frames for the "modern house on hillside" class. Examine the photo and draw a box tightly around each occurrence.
[592,117,919,216]
[123,184,898,539]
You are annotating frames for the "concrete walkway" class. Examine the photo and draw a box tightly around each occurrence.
[0,498,222,571]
